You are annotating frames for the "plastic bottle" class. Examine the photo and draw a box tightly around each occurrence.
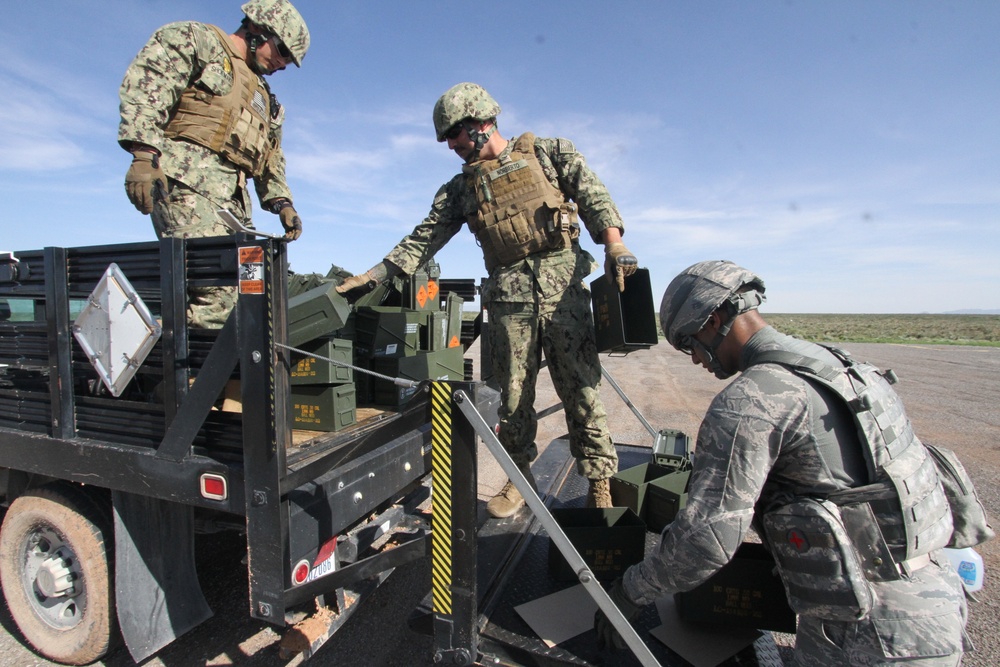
[944,547,984,593]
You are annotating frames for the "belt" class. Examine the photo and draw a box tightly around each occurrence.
[898,553,931,576]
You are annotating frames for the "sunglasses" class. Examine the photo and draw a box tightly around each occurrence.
[443,123,465,140]
[274,39,293,61]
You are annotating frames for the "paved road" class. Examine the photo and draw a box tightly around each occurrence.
[1,343,997,666]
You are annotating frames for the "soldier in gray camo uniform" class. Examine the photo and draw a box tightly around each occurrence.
[337,83,638,517]
[118,0,309,328]
[596,260,973,665]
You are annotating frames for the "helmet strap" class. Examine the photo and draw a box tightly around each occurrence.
[463,119,496,159]
[698,289,765,379]
[241,19,270,75]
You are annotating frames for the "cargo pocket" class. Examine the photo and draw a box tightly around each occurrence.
[870,610,970,658]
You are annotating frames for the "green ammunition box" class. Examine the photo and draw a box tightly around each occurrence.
[675,542,796,633]
[287,282,351,348]
[406,269,441,312]
[610,462,675,522]
[445,292,464,350]
[590,268,658,353]
[646,469,691,532]
[427,311,448,351]
[653,428,691,463]
[548,507,646,583]
[289,338,353,385]
[354,307,427,358]
[370,348,465,407]
[291,384,356,432]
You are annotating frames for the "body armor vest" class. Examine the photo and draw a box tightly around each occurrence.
[164,25,276,177]
[465,133,579,272]
[755,346,953,619]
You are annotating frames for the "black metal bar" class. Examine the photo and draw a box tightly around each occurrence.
[240,239,289,625]
[430,381,478,666]
[160,238,189,421]
[0,427,245,510]
[155,319,238,462]
[44,246,75,439]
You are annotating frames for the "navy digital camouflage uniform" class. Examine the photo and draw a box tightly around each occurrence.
[385,135,620,480]
[119,21,292,327]
[623,326,970,665]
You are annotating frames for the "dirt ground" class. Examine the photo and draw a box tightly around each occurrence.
[0,342,997,667]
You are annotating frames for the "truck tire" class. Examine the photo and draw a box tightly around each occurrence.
[0,485,114,665]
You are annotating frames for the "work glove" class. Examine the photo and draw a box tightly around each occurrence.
[605,242,638,293]
[594,577,643,651]
[335,271,378,295]
[278,205,302,241]
[124,151,166,215]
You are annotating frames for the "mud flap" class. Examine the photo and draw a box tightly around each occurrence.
[113,491,213,662]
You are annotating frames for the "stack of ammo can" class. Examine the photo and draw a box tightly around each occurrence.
[284,262,469,431]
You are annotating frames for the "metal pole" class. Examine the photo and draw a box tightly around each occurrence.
[452,390,662,667]
[601,364,658,440]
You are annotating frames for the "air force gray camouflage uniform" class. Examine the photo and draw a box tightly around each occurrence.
[119,21,292,326]
[623,326,969,665]
[384,136,619,480]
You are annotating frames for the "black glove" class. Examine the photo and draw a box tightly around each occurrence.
[124,150,166,215]
[605,242,638,292]
[270,199,303,241]
[594,577,643,651]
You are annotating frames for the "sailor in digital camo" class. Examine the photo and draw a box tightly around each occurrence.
[118,0,309,327]
[337,83,638,517]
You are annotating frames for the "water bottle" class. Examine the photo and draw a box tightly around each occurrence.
[944,547,984,593]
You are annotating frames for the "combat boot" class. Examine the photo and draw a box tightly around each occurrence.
[586,478,613,509]
[487,465,537,518]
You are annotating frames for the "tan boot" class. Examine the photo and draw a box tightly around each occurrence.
[487,467,537,518]
[586,478,613,509]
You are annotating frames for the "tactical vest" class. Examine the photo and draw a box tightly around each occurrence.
[164,25,276,177]
[754,346,953,619]
[465,133,580,272]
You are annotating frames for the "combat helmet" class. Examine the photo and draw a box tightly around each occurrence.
[660,260,765,377]
[433,83,501,141]
[242,0,310,66]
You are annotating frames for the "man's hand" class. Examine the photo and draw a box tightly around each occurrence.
[125,151,166,215]
[278,205,303,241]
[594,577,643,651]
[605,242,638,292]
[335,271,377,294]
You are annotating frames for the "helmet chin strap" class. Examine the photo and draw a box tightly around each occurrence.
[244,30,269,75]
[693,289,766,380]
[463,120,496,160]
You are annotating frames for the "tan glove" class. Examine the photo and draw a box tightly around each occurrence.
[278,205,302,241]
[335,271,378,294]
[605,242,638,292]
[124,151,166,215]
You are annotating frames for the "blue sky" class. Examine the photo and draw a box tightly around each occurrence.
[2,1,998,313]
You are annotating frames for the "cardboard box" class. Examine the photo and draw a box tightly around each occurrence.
[291,384,356,432]
[590,268,658,353]
[289,338,353,385]
[610,462,675,521]
[548,507,646,583]
[674,542,796,633]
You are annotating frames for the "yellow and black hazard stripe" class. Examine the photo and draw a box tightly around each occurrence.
[430,381,453,616]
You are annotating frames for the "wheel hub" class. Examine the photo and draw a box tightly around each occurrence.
[35,555,75,598]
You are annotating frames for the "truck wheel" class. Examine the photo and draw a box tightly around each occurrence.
[0,486,114,665]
